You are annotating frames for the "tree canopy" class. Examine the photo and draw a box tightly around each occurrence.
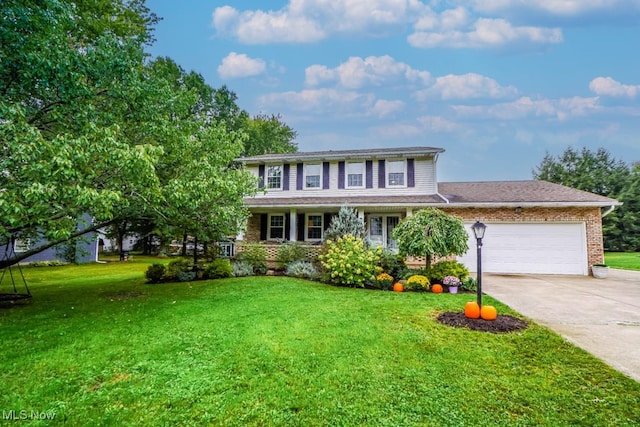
[0,0,284,266]
[392,209,469,268]
[532,146,640,251]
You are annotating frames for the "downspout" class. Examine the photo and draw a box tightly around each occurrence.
[433,153,450,204]
[602,205,616,218]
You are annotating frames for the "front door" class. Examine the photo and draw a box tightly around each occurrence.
[368,215,401,250]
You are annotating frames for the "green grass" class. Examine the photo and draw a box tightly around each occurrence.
[605,252,640,271]
[1,258,639,426]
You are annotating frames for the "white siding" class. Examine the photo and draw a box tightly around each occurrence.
[248,157,438,199]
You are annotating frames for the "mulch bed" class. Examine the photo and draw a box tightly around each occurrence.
[437,312,529,333]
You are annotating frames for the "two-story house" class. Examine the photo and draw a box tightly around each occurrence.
[238,146,619,276]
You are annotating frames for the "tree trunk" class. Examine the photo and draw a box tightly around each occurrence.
[181,231,187,257]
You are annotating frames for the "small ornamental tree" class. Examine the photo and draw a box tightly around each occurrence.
[391,208,468,268]
[324,206,366,242]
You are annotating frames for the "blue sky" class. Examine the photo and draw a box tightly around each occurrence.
[146,0,640,182]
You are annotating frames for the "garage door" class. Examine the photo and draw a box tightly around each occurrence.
[457,223,587,275]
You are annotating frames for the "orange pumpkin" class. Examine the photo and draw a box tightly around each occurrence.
[393,282,404,292]
[432,284,443,293]
[464,301,481,319]
[480,305,498,321]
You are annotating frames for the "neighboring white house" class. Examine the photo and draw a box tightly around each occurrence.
[237,146,619,275]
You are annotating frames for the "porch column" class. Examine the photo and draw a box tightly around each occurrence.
[289,208,297,241]
[406,208,413,217]
[357,208,365,221]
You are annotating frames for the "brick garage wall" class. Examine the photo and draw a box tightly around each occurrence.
[440,206,605,270]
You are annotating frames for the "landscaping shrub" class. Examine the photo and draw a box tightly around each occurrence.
[176,271,196,282]
[285,260,320,280]
[165,258,194,281]
[236,243,268,275]
[324,206,367,242]
[145,263,166,284]
[275,241,308,269]
[319,234,382,287]
[203,259,233,279]
[405,274,430,292]
[427,260,469,284]
[378,249,407,280]
[462,276,477,291]
[231,260,253,277]
[373,272,394,290]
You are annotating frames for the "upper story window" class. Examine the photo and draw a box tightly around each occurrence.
[347,162,364,188]
[387,160,405,186]
[267,165,282,190]
[305,163,321,189]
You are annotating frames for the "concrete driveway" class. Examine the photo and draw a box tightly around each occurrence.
[483,269,640,383]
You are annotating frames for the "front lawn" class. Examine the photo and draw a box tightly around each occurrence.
[1,258,639,426]
[605,252,640,271]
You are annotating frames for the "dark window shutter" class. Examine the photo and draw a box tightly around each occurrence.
[296,163,303,190]
[283,164,290,191]
[323,162,330,189]
[338,161,345,189]
[324,213,333,232]
[366,160,373,189]
[297,213,305,241]
[407,159,415,187]
[284,213,291,240]
[258,165,265,189]
[260,214,268,241]
[378,160,386,188]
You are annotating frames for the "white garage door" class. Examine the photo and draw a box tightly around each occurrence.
[458,222,587,275]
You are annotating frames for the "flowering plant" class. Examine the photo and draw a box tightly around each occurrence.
[376,273,393,282]
[319,235,382,287]
[405,274,430,291]
[442,275,461,286]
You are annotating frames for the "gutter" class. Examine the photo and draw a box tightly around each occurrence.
[602,204,617,218]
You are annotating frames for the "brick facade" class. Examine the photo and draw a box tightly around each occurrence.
[242,206,606,273]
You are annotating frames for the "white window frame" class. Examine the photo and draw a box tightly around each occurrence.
[268,214,285,240]
[387,160,406,187]
[346,162,364,188]
[305,214,323,241]
[267,165,283,190]
[14,238,31,253]
[304,163,322,189]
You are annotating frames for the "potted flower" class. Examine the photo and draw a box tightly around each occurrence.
[591,263,609,279]
[442,275,461,294]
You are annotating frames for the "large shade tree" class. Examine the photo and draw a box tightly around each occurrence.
[0,0,258,267]
[532,146,638,251]
[392,208,469,268]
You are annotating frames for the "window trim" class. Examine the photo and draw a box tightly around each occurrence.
[304,163,322,190]
[267,214,286,240]
[305,213,324,241]
[386,159,406,187]
[346,161,364,189]
[14,238,31,253]
[266,165,283,190]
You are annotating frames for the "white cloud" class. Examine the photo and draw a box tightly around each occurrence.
[589,77,640,98]
[470,0,640,17]
[305,55,431,89]
[408,17,562,48]
[417,73,517,100]
[417,115,459,132]
[257,88,376,114]
[452,96,599,120]
[371,99,405,117]
[212,0,426,44]
[217,52,267,79]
